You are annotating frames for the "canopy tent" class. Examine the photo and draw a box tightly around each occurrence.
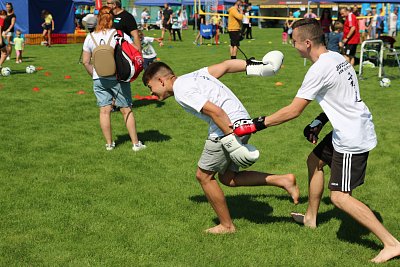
[73,0,95,5]
[0,0,75,34]
[181,0,236,5]
[134,0,183,6]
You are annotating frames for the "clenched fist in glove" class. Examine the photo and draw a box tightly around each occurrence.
[232,116,267,137]
[220,134,260,168]
[246,51,284,77]
[303,112,329,144]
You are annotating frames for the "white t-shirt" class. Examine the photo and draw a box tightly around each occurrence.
[296,51,377,154]
[389,12,398,29]
[174,67,250,138]
[141,36,156,59]
[82,29,132,80]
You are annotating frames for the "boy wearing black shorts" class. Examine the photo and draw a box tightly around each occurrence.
[234,18,400,263]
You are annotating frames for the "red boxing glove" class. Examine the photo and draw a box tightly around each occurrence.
[233,117,267,137]
[234,123,257,137]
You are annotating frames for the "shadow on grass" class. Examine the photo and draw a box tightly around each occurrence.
[189,193,295,224]
[115,129,171,145]
[316,196,384,250]
[132,99,165,108]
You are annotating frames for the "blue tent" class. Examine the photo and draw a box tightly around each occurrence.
[0,0,75,34]
[181,0,236,5]
[134,0,183,6]
[73,0,95,5]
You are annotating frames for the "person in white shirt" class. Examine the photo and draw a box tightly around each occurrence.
[369,8,378,39]
[82,6,146,152]
[233,18,400,263]
[388,8,398,37]
[140,8,150,31]
[141,55,299,234]
[139,29,163,69]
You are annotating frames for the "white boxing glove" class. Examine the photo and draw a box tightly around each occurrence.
[262,50,284,73]
[220,134,260,168]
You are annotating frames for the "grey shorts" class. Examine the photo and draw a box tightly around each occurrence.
[198,135,250,174]
[93,78,132,107]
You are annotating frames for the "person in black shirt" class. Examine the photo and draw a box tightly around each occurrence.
[2,2,16,60]
[106,0,141,51]
[161,3,173,41]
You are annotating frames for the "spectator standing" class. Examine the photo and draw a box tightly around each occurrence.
[161,3,173,41]
[82,6,146,152]
[0,10,6,30]
[107,0,141,51]
[340,7,359,66]
[2,2,16,60]
[41,10,54,47]
[171,10,183,41]
[193,14,205,45]
[388,7,398,37]
[141,8,150,31]
[13,29,24,63]
[241,5,250,39]
[327,21,343,53]
[227,0,243,59]
[210,14,222,44]
[304,8,317,19]
[369,8,378,39]
[376,8,385,38]
[0,10,8,69]
[319,9,332,45]
[287,11,294,45]
[293,9,301,19]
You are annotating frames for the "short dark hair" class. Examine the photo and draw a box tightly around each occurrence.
[292,18,324,45]
[142,62,175,86]
[115,0,121,8]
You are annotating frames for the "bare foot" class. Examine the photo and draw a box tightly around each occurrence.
[290,212,317,229]
[370,242,400,263]
[284,174,300,205]
[205,224,236,234]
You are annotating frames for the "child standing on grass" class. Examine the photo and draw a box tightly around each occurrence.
[13,29,24,63]
[139,29,163,70]
[327,21,343,53]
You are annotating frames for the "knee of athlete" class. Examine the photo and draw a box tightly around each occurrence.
[307,153,324,171]
[195,169,213,184]
[330,191,348,208]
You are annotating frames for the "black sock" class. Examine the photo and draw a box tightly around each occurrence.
[231,56,236,59]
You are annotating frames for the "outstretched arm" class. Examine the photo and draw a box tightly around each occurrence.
[264,97,310,127]
[207,59,246,79]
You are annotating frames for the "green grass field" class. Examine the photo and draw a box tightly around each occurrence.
[0,28,399,266]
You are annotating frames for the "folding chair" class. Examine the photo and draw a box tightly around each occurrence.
[200,24,216,45]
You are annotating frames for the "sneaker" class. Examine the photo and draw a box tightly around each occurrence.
[246,58,275,77]
[6,56,10,61]
[132,141,146,152]
[105,141,116,151]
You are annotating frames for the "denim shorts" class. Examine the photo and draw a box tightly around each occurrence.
[93,78,132,107]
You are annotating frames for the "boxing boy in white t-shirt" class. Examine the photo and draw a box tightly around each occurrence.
[233,18,400,263]
[141,53,299,234]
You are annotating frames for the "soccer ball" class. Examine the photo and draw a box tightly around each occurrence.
[379,78,391,87]
[1,67,11,76]
[26,65,36,74]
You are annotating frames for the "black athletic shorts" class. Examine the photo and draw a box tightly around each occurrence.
[229,31,241,46]
[162,21,171,31]
[343,43,358,57]
[313,131,369,192]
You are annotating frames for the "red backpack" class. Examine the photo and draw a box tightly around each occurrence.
[114,30,144,82]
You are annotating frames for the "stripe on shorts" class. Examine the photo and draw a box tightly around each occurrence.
[341,153,352,192]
